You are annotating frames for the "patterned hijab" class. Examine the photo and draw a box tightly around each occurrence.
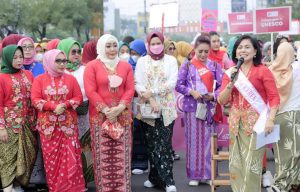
[57,39,82,71]
[146,31,165,60]
[96,34,120,71]
[17,37,36,65]
[269,42,294,108]
[1,45,23,74]
[82,40,97,65]
[43,49,66,77]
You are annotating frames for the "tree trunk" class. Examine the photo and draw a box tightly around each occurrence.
[85,28,90,42]
[0,30,5,39]
[41,24,47,39]
[76,27,81,40]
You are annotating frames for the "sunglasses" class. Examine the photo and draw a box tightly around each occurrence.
[55,59,68,65]
[168,47,176,51]
[71,49,82,55]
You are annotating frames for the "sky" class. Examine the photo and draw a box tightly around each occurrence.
[111,0,255,19]
[111,0,173,16]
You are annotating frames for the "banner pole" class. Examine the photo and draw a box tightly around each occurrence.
[271,32,274,63]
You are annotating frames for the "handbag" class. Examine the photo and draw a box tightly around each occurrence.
[102,120,124,140]
[76,100,89,115]
[195,102,207,120]
[140,103,161,119]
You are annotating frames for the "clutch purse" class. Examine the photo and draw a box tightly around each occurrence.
[140,103,161,119]
[102,120,124,140]
[195,102,207,120]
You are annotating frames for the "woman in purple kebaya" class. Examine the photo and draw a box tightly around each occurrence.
[175,35,223,186]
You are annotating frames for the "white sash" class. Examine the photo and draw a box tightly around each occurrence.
[226,68,268,133]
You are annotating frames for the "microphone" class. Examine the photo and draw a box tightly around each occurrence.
[231,57,244,82]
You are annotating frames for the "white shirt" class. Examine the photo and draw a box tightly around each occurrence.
[65,65,88,101]
[279,61,300,113]
[135,54,178,98]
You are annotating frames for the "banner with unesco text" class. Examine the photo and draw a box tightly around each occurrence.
[255,6,291,34]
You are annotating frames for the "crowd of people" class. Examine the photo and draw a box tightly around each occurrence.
[0,31,299,192]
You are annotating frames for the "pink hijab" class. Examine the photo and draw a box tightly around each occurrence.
[17,37,36,65]
[43,49,66,77]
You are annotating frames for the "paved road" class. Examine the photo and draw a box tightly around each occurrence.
[87,151,275,192]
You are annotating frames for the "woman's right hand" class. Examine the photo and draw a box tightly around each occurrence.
[0,129,9,143]
[190,90,202,100]
[230,67,239,83]
[54,104,66,115]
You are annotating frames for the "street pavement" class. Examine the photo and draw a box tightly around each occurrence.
[87,150,275,192]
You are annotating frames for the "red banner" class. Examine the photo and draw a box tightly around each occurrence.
[228,12,253,34]
[255,6,291,34]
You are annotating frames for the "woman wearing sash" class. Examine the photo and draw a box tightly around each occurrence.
[218,35,280,192]
[135,31,178,192]
[269,42,300,192]
[84,34,134,192]
[175,35,223,186]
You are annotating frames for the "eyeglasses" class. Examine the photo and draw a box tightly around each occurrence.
[22,45,34,50]
[55,59,68,65]
[168,47,176,51]
[71,49,81,55]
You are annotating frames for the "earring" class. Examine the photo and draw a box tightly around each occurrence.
[254,55,256,58]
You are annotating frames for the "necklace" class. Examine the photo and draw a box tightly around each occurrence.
[146,56,165,90]
[46,74,68,101]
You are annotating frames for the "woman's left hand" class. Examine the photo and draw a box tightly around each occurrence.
[203,94,214,101]
[264,118,274,135]
[141,90,152,100]
[105,105,126,120]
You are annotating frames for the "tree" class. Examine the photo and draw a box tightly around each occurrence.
[0,0,24,38]
[21,0,64,39]
[0,0,104,42]
[60,0,90,42]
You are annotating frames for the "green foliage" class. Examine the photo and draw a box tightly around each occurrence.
[0,0,25,38]
[0,0,103,41]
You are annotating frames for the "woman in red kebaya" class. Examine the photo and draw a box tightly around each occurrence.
[84,34,134,192]
[31,49,85,192]
[0,45,36,192]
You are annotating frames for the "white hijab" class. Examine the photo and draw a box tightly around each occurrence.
[97,34,120,71]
